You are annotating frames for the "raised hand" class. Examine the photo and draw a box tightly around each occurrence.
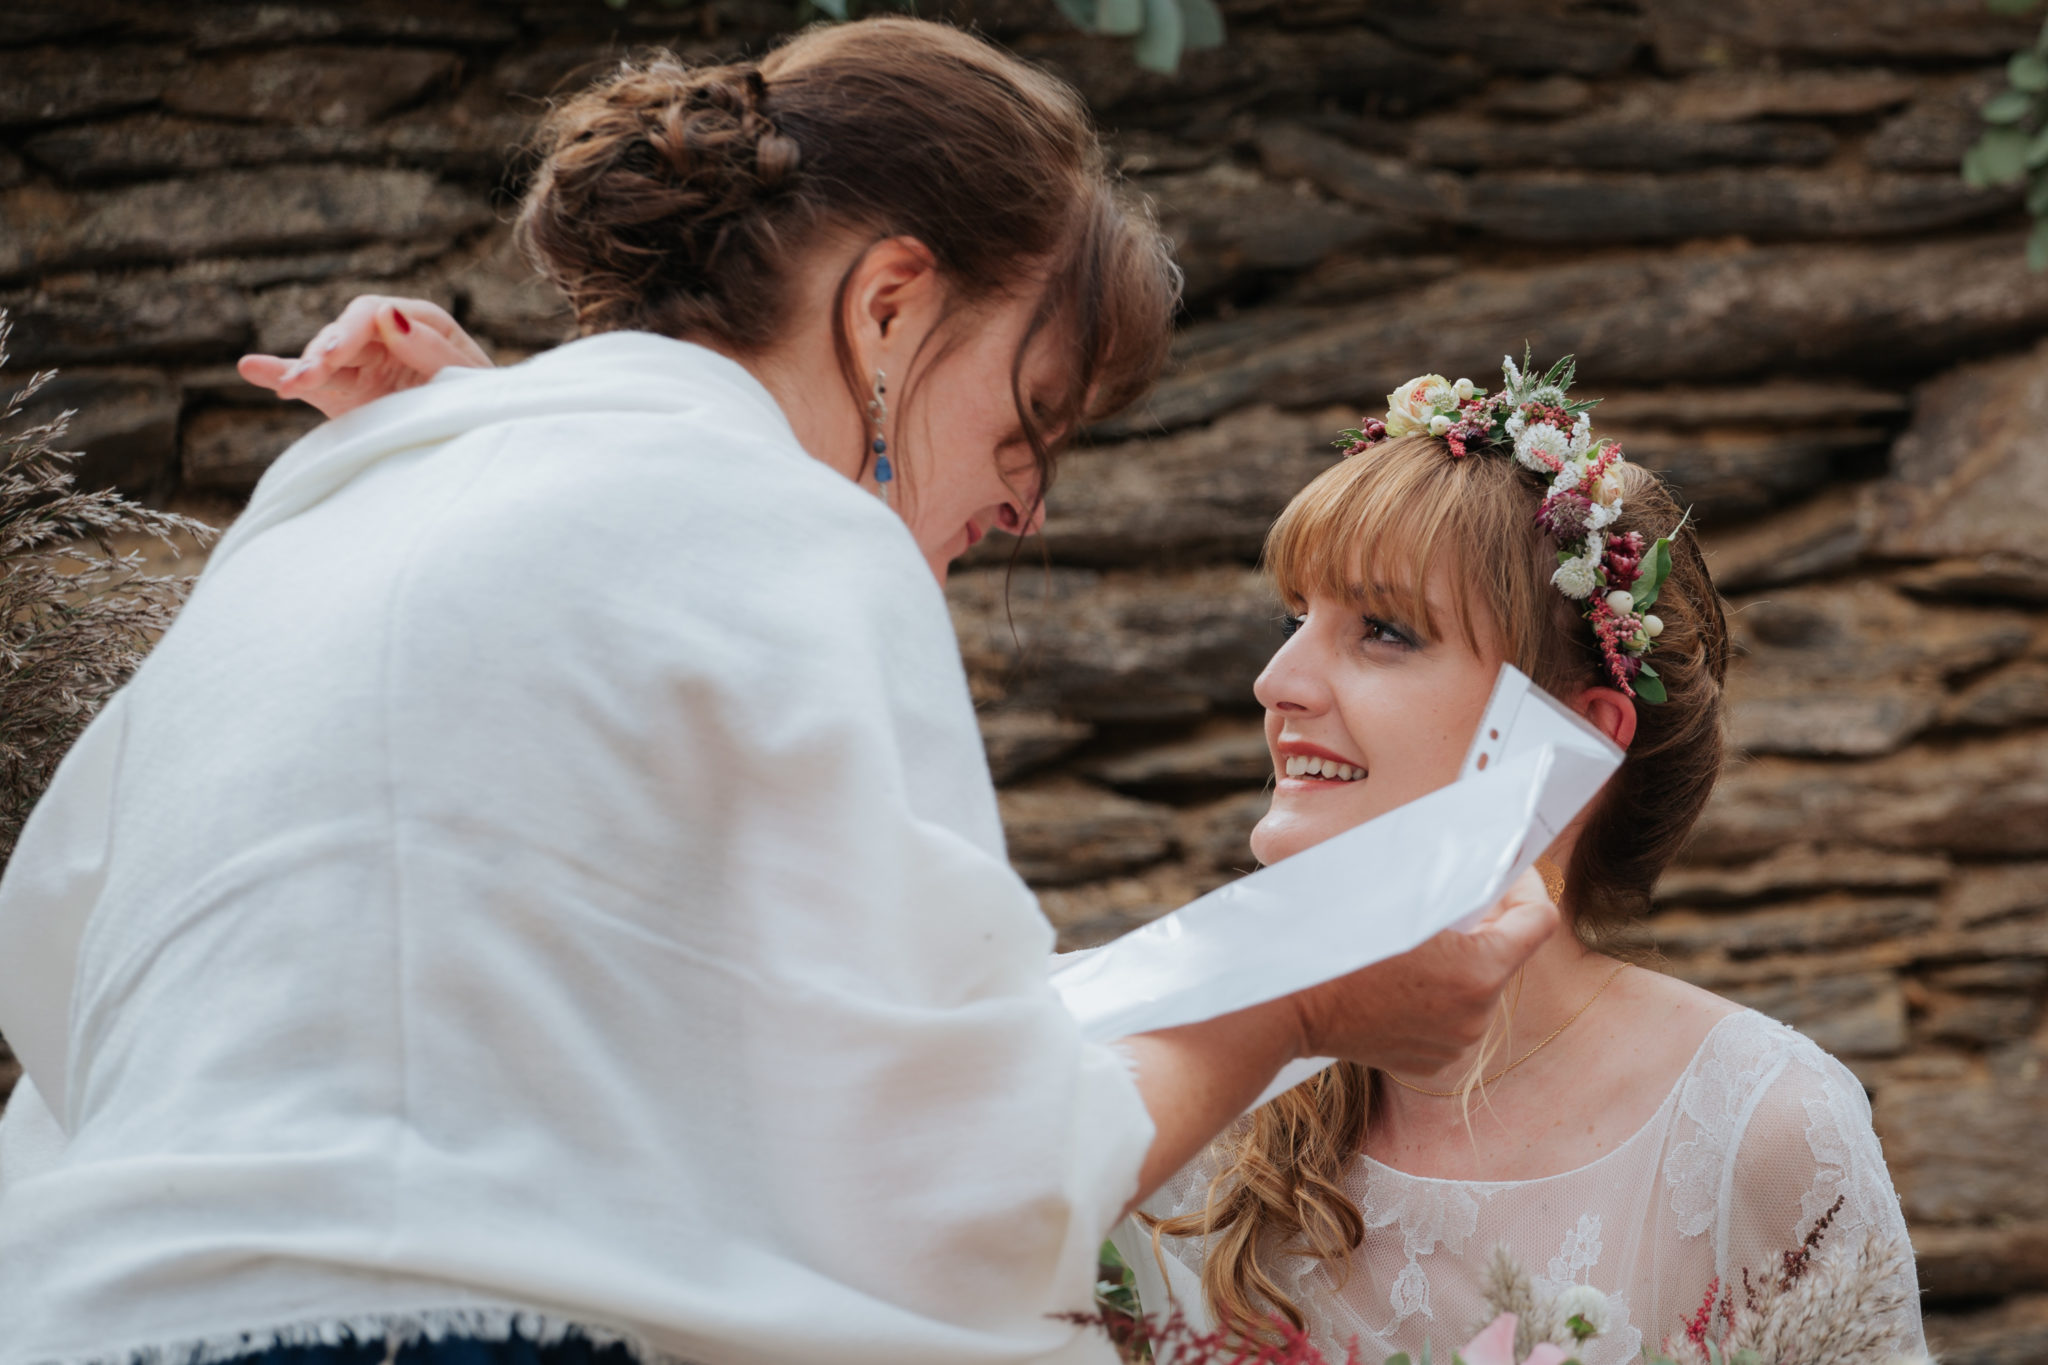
[1288,867,1560,1075]
[237,296,494,419]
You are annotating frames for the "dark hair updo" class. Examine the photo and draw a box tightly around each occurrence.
[515,17,1181,510]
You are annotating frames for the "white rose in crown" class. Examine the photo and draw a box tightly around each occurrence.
[1385,373,1453,437]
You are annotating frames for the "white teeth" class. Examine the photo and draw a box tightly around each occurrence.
[1283,754,1366,781]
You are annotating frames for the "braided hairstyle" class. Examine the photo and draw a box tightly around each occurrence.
[516,18,1179,507]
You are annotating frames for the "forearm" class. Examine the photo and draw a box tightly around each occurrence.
[1116,997,1302,1215]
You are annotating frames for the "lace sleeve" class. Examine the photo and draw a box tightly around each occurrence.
[1718,1021,1926,1358]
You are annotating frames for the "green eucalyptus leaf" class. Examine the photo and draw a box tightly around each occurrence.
[1052,0,1097,24]
[1386,1356,1412,1365]
[811,0,850,17]
[1131,0,1185,70]
[1985,88,2036,124]
[2028,171,2048,215]
[1096,0,1144,34]
[2027,217,2048,272]
[1177,0,1225,49]
[2013,52,2048,92]
[1991,0,2042,15]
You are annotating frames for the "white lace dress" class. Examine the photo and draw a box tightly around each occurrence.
[1114,1010,1926,1363]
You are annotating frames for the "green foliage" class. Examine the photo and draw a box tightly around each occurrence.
[598,0,1220,72]
[1968,0,2048,266]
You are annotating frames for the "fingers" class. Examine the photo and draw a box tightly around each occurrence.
[372,304,491,381]
[237,353,293,393]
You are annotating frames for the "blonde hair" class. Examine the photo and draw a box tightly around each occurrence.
[1145,431,1731,1341]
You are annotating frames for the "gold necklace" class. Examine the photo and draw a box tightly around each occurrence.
[1383,961,1631,1098]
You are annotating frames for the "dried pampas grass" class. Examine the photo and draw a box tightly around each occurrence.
[0,313,213,872]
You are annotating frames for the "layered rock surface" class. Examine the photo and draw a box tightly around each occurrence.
[4,2,2047,1355]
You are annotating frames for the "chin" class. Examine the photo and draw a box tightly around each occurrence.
[1249,809,1316,866]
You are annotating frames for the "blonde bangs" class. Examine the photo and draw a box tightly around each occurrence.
[1263,433,1495,654]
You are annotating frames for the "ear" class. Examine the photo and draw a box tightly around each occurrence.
[844,235,942,352]
[1571,684,1638,752]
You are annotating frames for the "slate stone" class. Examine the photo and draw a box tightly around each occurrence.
[23,114,376,183]
[1918,989,2040,1048]
[1173,790,1270,875]
[0,45,177,127]
[1011,26,1464,119]
[0,169,494,278]
[1722,581,2033,755]
[1656,844,1950,906]
[1458,170,2013,246]
[997,777,1177,885]
[1140,162,1387,302]
[1359,0,1645,76]
[1125,235,2048,434]
[163,47,462,128]
[1867,72,2007,173]
[1650,0,2037,68]
[1688,733,2048,863]
[949,565,1280,723]
[1894,555,2048,606]
[1482,75,1592,119]
[1667,69,1920,122]
[0,149,24,191]
[1037,862,1226,949]
[1592,382,1909,430]
[1253,124,1461,223]
[1718,970,1908,1057]
[181,404,324,493]
[11,367,180,496]
[1,274,251,366]
[979,710,1094,785]
[1880,1075,2048,1224]
[1650,894,1939,960]
[1086,718,1273,797]
[1948,660,2048,731]
[1878,338,2048,568]
[1607,425,1888,519]
[996,404,1346,568]
[183,2,520,48]
[1702,485,1874,594]
[1943,862,2048,929]
[1925,1295,2048,1365]
[1916,1226,2048,1303]
[1409,114,1837,173]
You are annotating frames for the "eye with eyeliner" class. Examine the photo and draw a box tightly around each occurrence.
[1360,615,1418,649]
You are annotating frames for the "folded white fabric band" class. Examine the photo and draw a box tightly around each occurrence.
[1051,665,1622,1106]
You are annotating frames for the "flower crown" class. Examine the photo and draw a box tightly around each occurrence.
[1335,352,1684,704]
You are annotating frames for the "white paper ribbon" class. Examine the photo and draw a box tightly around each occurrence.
[1051,665,1623,1107]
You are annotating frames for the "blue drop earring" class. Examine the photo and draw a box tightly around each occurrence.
[868,369,893,506]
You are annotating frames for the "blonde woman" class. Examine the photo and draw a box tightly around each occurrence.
[1115,363,1925,1364]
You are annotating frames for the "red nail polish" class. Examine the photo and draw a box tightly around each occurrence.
[391,309,412,334]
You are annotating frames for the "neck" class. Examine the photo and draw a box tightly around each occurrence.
[1378,907,1610,1103]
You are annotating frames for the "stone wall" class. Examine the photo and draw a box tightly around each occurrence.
[5,2,2048,1358]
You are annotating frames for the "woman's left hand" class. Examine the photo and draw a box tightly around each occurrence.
[237,295,494,419]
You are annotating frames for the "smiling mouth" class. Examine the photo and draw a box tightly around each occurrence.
[1281,755,1365,783]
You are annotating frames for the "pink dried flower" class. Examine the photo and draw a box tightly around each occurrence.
[1535,490,1593,540]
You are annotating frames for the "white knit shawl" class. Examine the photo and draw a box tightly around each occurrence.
[0,333,1150,1365]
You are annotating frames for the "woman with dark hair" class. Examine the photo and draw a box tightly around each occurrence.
[0,22,1554,1365]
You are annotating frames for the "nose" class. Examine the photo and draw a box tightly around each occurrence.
[1253,617,1331,716]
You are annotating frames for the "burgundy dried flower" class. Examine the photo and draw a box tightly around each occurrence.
[1444,418,1492,459]
[1535,490,1593,540]
[1603,531,1646,588]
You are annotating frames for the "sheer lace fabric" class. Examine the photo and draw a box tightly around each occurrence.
[1115,1011,1926,1364]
